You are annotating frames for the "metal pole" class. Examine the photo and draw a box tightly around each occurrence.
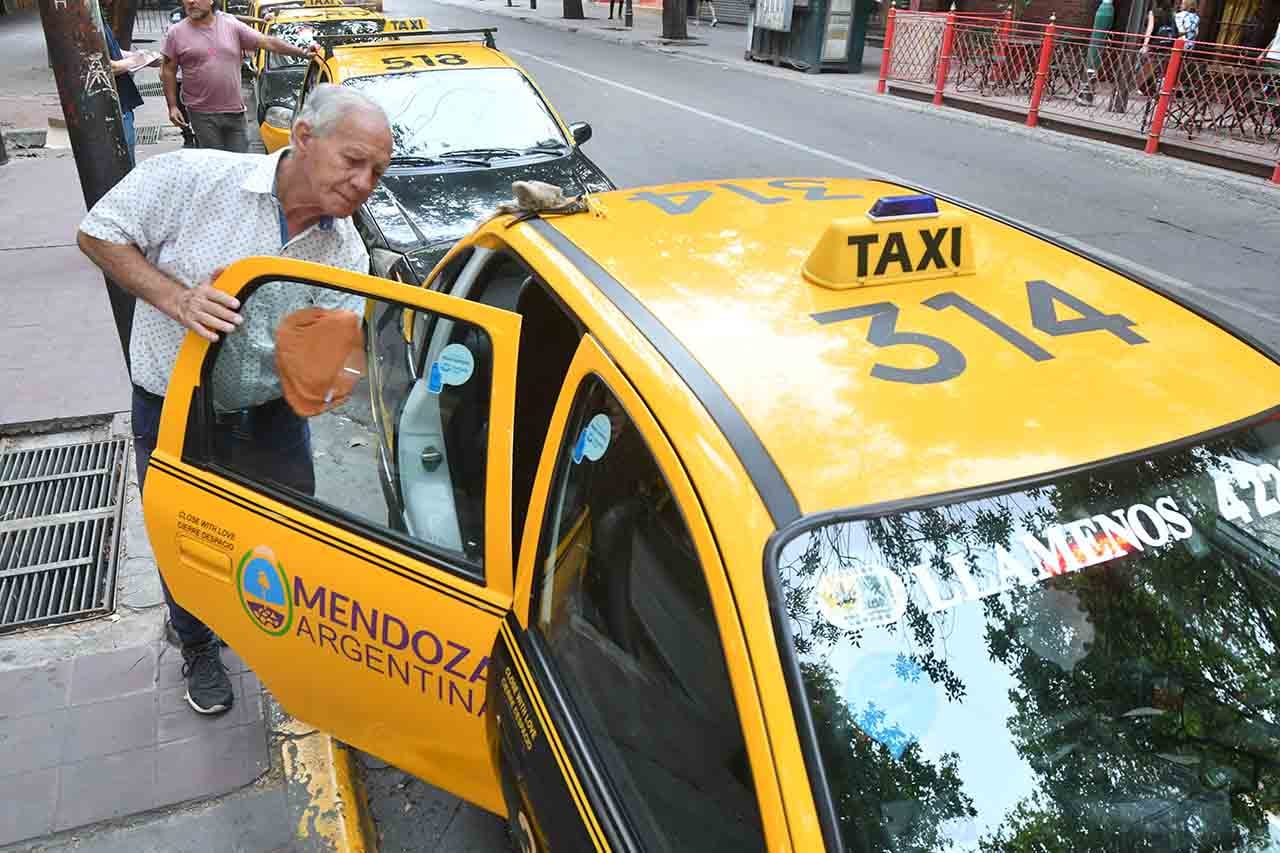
[1026,14,1056,126]
[38,0,135,371]
[1144,35,1185,154]
[876,3,896,94]
[933,4,956,106]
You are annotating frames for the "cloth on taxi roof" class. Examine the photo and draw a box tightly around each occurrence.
[274,307,366,417]
[488,180,589,224]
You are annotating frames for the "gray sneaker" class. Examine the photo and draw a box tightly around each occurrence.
[165,616,227,648]
[181,640,234,715]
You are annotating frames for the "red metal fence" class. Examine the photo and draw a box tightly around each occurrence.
[877,8,1280,183]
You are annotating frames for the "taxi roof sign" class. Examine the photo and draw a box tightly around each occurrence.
[802,207,976,290]
[867,193,939,221]
[318,25,497,54]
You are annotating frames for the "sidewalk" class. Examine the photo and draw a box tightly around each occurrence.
[0,9,371,852]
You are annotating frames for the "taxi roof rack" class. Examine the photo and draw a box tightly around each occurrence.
[260,0,363,12]
[257,0,378,20]
[316,27,497,56]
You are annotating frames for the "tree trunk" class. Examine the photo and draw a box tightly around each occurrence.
[563,0,584,19]
[662,0,687,38]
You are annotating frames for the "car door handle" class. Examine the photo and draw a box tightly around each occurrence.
[177,536,233,582]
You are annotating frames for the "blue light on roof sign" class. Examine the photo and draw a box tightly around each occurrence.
[867,194,940,221]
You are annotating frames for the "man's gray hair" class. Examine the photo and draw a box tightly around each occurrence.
[293,83,389,137]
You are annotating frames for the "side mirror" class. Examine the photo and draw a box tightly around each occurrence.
[568,121,592,146]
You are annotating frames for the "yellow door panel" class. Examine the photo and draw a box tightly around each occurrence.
[144,256,521,813]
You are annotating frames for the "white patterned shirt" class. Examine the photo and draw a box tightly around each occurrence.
[79,147,368,410]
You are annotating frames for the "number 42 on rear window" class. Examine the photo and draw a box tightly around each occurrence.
[1215,459,1280,526]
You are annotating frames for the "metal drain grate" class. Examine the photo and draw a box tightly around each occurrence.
[135,124,166,145]
[137,81,164,96]
[0,439,129,633]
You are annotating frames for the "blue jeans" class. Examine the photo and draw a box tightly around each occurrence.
[133,387,315,648]
[122,109,136,167]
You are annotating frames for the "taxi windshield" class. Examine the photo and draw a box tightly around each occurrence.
[344,67,567,162]
[266,19,381,69]
[772,415,1280,852]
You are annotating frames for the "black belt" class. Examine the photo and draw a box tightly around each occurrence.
[213,397,290,440]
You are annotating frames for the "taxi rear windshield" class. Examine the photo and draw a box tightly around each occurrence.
[772,415,1280,852]
[344,68,566,160]
[266,19,381,68]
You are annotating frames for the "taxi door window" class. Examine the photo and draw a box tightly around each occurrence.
[531,376,766,852]
[186,276,492,574]
[437,250,583,548]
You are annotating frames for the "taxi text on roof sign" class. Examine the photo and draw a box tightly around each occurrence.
[803,199,976,290]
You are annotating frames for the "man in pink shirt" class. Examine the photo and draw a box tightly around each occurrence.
[161,0,320,152]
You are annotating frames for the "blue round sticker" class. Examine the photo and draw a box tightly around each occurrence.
[427,343,475,395]
[571,413,612,464]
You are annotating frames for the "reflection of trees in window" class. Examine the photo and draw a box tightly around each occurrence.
[803,659,976,851]
[780,531,979,851]
[979,438,1280,852]
[778,425,1280,852]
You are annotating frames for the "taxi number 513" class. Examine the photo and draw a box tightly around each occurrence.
[381,53,467,69]
[812,279,1147,384]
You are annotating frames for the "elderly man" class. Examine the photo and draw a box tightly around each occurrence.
[77,85,392,717]
[162,0,321,152]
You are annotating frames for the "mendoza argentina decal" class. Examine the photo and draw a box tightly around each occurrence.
[237,545,294,636]
[236,545,488,716]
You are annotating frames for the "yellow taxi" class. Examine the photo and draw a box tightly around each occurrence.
[262,28,611,282]
[142,179,1280,852]
[250,7,428,147]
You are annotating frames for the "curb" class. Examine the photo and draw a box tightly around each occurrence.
[278,716,379,853]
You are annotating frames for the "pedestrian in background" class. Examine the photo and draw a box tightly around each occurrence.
[76,85,392,716]
[1175,0,1198,48]
[1140,0,1179,52]
[1138,0,1178,95]
[104,21,145,165]
[161,0,321,152]
[165,2,201,148]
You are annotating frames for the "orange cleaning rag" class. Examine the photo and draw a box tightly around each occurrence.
[274,308,367,417]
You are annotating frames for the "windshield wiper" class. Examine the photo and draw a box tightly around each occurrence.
[389,155,446,167]
[522,143,569,156]
[438,147,523,160]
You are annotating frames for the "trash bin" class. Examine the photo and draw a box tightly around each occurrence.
[747,0,873,72]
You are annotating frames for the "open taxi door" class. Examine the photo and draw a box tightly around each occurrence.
[142,257,520,814]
